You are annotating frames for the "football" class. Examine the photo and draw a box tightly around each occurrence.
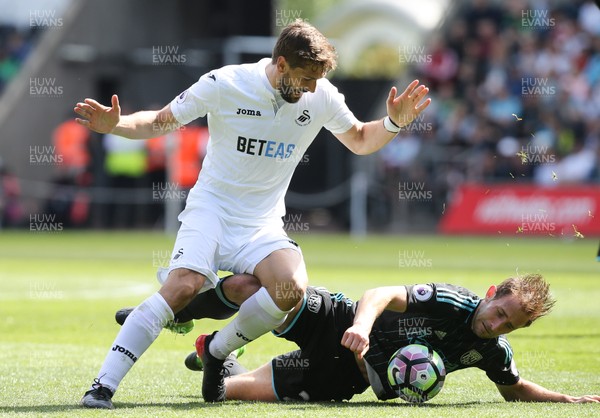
[387,344,446,403]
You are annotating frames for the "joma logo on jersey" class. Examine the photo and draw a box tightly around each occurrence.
[236,108,262,116]
[237,136,296,159]
[295,109,311,126]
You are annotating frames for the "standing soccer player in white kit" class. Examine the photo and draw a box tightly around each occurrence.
[75,19,431,408]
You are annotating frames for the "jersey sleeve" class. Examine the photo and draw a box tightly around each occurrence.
[404,283,480,316]
[481,336,520,385]
[170,71,220,125]
[322,81,359,134]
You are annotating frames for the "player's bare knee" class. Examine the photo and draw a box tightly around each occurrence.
[160,269,205,311]
[272,276,306,311]
[222,273,261,306]
[175,268,205,291]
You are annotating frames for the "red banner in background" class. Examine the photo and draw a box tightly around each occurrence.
[439,184,600,236]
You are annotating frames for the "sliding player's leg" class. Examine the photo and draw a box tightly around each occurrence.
[224,348,345,402]
[178,273,261,321]
[201,246,307,402]
[115,273,262,326]
[224,361,278,401]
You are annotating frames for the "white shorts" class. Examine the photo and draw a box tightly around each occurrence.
[158,208,302,293]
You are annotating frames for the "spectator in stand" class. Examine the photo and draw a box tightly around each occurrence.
[578,1,600,36]
[43,120,93,228]
[379,0,600,208]
[418,36,459,90]
[103,132,147,229]
[0,25,34,95]
[0,157,23,228]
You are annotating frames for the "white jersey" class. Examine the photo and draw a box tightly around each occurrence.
[170,58,358,227]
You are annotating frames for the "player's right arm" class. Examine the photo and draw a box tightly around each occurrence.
[341,286,407,358]
[74,94,180,139]
[496,378,600,403]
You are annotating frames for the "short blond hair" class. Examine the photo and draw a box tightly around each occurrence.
[494,274,556,326]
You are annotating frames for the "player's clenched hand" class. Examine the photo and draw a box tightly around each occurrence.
[341,324,370,359]
[74,94,121,134]
[387,80,431,128]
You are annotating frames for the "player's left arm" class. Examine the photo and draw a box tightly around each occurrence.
[496,378,600,403]
[341,286,408,358]
[334,80,431,155]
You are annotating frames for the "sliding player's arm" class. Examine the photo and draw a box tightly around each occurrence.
[341,286,408,358]
[74,95,180,139]
[496,379,600,403]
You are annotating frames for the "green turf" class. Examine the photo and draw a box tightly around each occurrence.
[0,231,599,417]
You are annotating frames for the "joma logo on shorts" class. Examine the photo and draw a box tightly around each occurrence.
[236,108,262,116]
[112,344,138,362]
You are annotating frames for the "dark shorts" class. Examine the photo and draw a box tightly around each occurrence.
[270,287,369,401]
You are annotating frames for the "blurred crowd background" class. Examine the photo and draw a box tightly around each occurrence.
[379,0,600,229]
[0,0,599,232]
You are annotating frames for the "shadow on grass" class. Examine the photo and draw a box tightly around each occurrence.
[0,401,219,414]
[0,399,502,413]
[177,397,502,409]
[512,333,600,339]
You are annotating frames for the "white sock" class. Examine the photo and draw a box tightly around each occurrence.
[209,287,290,360]
[92,293,174,392]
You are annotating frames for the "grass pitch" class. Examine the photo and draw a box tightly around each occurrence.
[0,231,599,417]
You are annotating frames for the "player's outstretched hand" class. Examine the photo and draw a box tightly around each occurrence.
[74,94,121,134]
[387,80,431,128]
[571,394,600,403]
[341,324,370,359]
